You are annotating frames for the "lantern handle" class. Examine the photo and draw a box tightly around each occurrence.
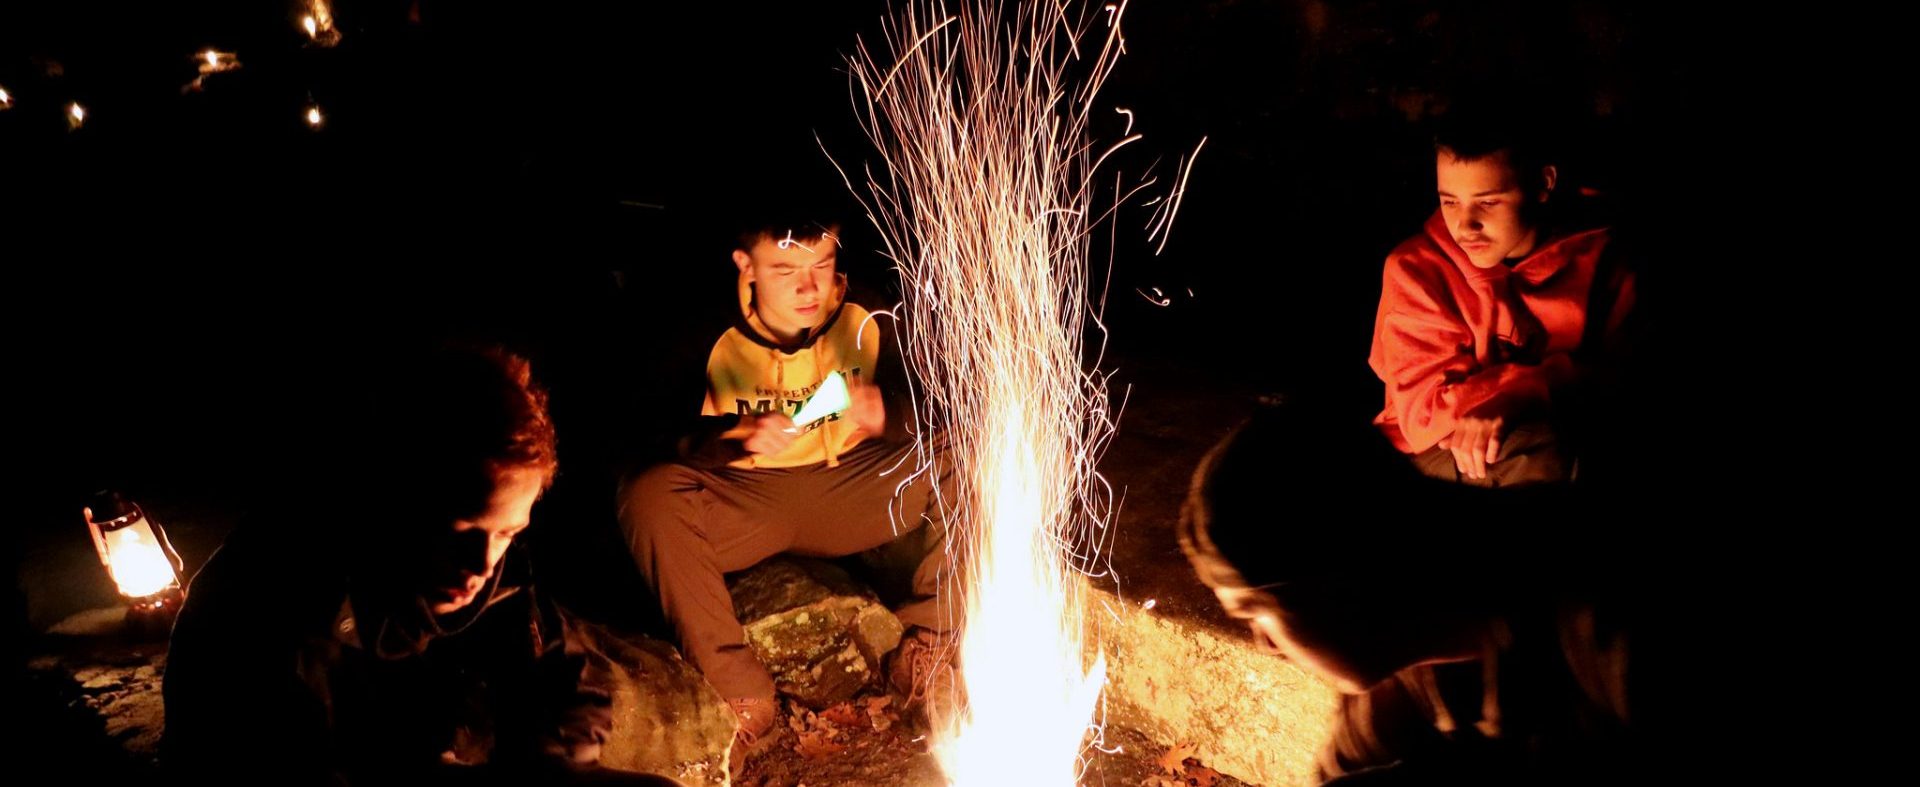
[82,506,112,569]
[152,511,188,576]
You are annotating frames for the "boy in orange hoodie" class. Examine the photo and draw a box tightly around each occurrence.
[1369,114,1635,486]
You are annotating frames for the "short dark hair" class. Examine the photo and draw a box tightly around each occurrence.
[732,217,841,254]
[1179,404,1426,592]
[1432,103,1557,196]
[720,151,850,253]
[728,187,843,253]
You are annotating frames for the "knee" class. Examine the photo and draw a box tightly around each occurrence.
[1493,421,1574,485]
[617,463,697,543]
[1499,421,1566,460]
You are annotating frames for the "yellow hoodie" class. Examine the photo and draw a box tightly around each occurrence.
[702,269,880,469]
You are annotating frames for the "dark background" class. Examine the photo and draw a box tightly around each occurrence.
[6,0,1743,653]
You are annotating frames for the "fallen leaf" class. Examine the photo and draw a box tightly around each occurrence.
[1157,741,1197,776]
[1183,760,1224,787]
[793,728,847,759]
[820,702,864,727]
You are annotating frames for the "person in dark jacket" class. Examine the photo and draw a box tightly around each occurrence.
[1178,402,1653,785]
[163,345,680,786]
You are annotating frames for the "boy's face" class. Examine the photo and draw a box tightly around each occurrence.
[1213,581,1475,696]
[733,231,839,342]
[1213,584,1381,695]
[1436,149,1551,269]
[415,466,543,615]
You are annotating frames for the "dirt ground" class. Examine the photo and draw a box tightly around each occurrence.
[733,686,1256,787]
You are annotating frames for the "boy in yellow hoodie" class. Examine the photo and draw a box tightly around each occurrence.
[617,214,945,741]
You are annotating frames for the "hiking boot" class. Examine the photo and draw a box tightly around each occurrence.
[886,627,956,706]
[726,695,780,745]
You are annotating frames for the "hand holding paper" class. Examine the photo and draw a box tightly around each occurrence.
[786,371,852,432]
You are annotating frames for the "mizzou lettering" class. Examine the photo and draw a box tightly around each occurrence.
[734,367,864,418]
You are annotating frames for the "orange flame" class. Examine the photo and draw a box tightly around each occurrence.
[842,2,1140,783]
[101,522,178,599]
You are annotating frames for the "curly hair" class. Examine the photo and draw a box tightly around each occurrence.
[384,344,559,494]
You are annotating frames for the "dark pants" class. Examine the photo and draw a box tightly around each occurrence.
[1411,422,1574,488]
[617,439,947,702]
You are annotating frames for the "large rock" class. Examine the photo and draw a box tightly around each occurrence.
[589,626,737,786]
[1094,582,1339,786]
[728,558,904,710]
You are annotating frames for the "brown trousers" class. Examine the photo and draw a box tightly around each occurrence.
[1411,422,1574,488]
[617,439,947,701]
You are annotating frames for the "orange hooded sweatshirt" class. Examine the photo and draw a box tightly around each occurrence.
[1369,209,1635,454]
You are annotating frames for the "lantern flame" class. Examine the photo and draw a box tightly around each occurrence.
[102,524,179,599]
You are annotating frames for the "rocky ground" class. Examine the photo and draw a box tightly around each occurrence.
[16,361,1325,786]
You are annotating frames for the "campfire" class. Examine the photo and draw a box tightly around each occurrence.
[840,1,1153,782]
